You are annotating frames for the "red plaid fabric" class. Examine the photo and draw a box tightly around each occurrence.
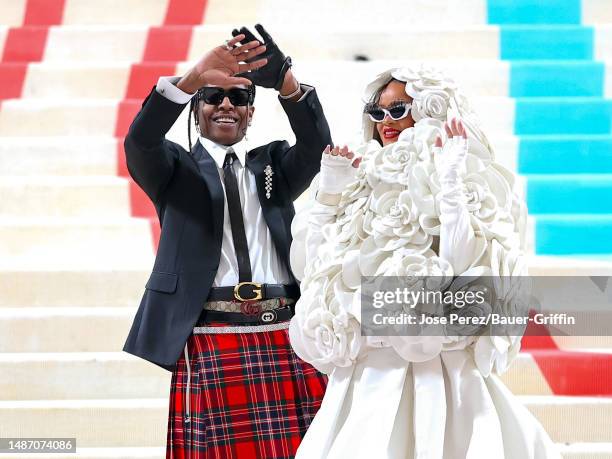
[166,324,327,459]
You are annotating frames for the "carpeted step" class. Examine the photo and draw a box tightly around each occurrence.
[519,395,612,442]
[0,218,154,269]
[3,349,611,400]
[0,396,608,445]
[500,25,594,60]
[0,268,149,307]
[510,61,605,97]
[558,442,612,459]
[518,135,612,174]
[0,177,130,218]
[488,0,612,26]
[526,175,612,213]
[0,399,168,447]
[0,447,166,459]
[0,352,171,401]
[514,97,612,135]
[2,25,502,63]
[4,445,612,459]
[488,0,581,25]
[534,213,612,254]
[0,60,510,100]
[501,349,612,396]
[0,96,517,138]
[0,308,137,353]
[0,137,117,176]
[0,99,119,137]
[8,59,610,100]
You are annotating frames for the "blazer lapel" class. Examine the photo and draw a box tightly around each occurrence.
[192,141,225,245]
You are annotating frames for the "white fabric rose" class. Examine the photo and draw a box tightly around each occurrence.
[366,140,419,186]
[463,166,515,244]
[408,161,442,235]
[306,306,361,366]
[412,89,451,122]
[468,239,529,377]
[362,184,432,254]
[377,251,453,279]
[290,272,363,372]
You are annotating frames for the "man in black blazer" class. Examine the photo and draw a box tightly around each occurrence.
[122,25,331,457]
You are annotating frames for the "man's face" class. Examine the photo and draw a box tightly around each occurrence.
[196,84,255,146]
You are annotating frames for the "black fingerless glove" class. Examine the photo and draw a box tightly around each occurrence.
[232,24,292,91]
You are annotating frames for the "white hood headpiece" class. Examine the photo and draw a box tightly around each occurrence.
[361,65,495,161]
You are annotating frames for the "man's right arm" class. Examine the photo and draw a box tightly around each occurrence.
[126,33,267,203]
[124,80,192,203]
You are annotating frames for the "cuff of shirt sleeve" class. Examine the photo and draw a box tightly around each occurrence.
[156,76,195,104]
[297,84,314,102]
[278,84,314,103]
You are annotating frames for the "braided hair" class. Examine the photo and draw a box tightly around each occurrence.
[187,84,256,152]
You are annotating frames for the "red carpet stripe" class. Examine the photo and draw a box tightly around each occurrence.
[23,0,66,25]
[529,350,612,396]
[0,64,28,99]
[115,139,158,217]
[142,27,193,61]
[114,100,142,139]
[0,0,68,98]
[117,2,203,252]
[163,0,208,25]
[517,310,612,396]
[125,63,178,99]
[1,27,49,62]
[521,309,560,350]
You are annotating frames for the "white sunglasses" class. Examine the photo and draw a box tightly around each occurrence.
[365,102,412,122]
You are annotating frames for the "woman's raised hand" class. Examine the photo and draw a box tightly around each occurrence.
[433,117,468,185]
[318,145,362,195]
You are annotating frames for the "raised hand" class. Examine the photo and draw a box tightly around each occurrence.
[231,24,292,90]
[177,34,268,94]
[318,145,362,195]
[433,117,468,185]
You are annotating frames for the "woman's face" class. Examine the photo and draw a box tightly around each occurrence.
[375,80,415,146]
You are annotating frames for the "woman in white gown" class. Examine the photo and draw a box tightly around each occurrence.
[288,66,561,458]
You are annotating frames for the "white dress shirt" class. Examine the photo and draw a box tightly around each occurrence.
[155,76,293,286]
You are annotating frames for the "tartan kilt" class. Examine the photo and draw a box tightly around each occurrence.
[166,322,328,459]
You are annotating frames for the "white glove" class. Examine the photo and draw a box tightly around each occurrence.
[318,145,361,195]
[433,134,468,188]
[434,118,481,274]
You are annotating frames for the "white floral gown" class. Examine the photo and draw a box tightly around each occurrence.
[288,116,562,458]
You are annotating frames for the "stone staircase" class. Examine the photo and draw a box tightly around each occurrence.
[1,0,612,457]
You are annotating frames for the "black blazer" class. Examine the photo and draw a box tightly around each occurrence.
[122,86,332,372]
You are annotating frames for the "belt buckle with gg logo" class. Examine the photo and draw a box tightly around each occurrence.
[240,301,262,316]
[259,309,278,324]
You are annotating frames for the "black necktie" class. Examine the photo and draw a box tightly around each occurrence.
[223,150,252,282]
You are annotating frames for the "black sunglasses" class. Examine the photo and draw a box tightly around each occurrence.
[365,102,412,122]
[198,87,254,106]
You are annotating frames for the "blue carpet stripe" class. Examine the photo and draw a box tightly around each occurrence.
[500,26,594,60]
[487,0,581,24]
[510,61,604,97]
[514,98,612,135]
[487,1,612,256]
[535,215,612,254]
[526,174,612,214]
[518,136,612,174]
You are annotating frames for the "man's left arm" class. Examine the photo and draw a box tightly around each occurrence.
[277,69,333,201]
